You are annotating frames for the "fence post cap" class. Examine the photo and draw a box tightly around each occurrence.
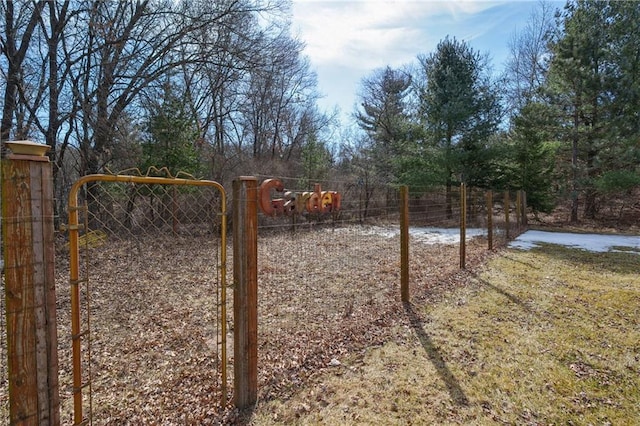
[5,140,50,156]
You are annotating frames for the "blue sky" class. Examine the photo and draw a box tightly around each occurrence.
[291,0,565,120]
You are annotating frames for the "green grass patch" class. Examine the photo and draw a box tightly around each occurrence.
[248,245,640,425]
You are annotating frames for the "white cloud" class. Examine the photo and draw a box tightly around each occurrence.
[291,0,559,118]
[292,1,509,70]
[293,1,434,69]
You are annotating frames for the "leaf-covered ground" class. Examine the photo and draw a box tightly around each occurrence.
[3,221,637,424]
[54,238,233,425]
[28,225,492,425]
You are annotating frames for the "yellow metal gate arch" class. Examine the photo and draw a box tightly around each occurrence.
[67,173,227,425]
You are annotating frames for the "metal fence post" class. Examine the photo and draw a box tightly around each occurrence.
[400,186,409,303]
[232,177,258,409]
[1,141,60,425]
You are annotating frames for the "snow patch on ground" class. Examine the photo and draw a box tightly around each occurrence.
[509,230,640,254]
[352,225,486,245]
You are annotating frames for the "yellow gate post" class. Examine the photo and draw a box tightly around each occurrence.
[1,141,60,425]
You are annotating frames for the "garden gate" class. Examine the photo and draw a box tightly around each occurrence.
[66,172,227,425]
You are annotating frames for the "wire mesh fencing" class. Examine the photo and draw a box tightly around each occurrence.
[251,176,527,399]
[58,174,228,425]
[0,168,529,422]
[0,272,6,422]
[253,176,401,398]
[406,186,525,244]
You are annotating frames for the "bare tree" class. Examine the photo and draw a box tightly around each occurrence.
[173,0,262,181]
[2,0,327,193]
[0,0,46,146]
[240,31,321,162]
[503,0,556,118]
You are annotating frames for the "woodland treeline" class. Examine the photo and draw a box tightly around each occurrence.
[1,0,639,222]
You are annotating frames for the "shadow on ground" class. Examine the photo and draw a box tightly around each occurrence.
[403,301,469,406]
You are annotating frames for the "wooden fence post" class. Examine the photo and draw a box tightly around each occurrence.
[504,191,510,241]
[459,183,466,269]
[232,177,258,409]
[1,141,60,425]
[486,190,493,250]
[516,190,522,230]
[400,186,409,303]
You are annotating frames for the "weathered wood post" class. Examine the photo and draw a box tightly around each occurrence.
[486,190,493,250]
[459,183,466,269]
[400,186,409,303]
[1,141,60,425]
[232,177,258,409]
[516,190,522,230]
[504,190,510,241]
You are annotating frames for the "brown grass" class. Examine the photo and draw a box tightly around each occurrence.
[247,243,640,425]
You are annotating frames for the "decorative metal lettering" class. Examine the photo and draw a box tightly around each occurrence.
[258,179,340,217]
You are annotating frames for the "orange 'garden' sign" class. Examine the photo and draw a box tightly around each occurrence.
[258,178,341,216]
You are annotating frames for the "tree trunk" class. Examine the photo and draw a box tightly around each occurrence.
[0,1,46,146]
[570,106,579,223]
[584,91,600,219]
[446,177,453,220]
[583,145,599,219]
